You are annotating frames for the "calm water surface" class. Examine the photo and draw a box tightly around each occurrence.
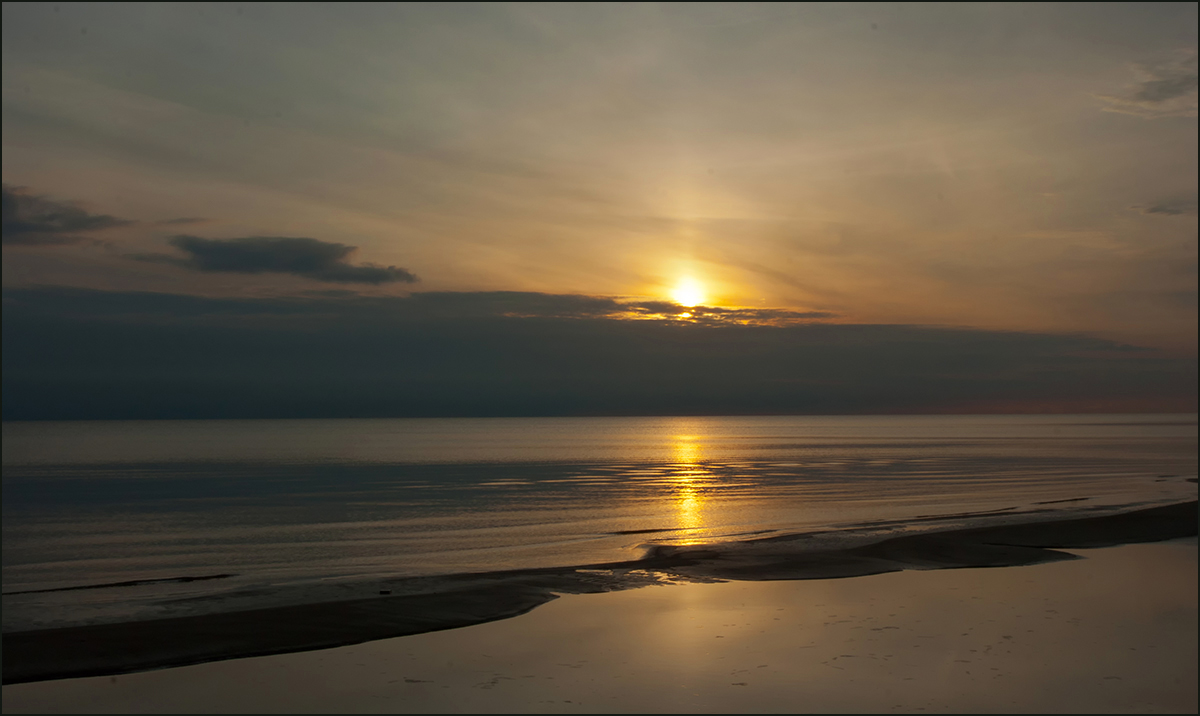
[3,414,1196,631]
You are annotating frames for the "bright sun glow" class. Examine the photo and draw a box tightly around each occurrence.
[671,279,705,307]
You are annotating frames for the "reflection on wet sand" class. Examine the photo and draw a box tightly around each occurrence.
[5,539,1193,714]
[5,501,1193,685]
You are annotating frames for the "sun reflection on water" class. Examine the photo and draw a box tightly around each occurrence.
[671,435,710,544]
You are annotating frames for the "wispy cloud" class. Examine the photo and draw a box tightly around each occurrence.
[1097,49,1198,118]
[1,184,133,246]
[130,235,419,285]
[154,217,209,226]
[1131,197,1199,216]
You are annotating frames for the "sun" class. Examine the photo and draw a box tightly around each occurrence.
[671,279,705,307]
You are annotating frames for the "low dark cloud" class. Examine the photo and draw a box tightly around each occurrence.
[3,287,1193,420]
[396,291,835,324]
[1098,49,1198,118]
[2,185,133,246]
[1132,197,1199,216]
[133,235,418,284]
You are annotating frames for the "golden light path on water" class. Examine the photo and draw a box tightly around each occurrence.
[671,433,711,544]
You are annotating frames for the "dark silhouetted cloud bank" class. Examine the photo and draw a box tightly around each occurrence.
[3,287,1193,420]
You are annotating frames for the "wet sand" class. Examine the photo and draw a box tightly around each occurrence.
[3,500,1195,687]
[4,535,1195,713]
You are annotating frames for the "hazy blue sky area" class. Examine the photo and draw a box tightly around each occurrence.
[2,3,1196,418]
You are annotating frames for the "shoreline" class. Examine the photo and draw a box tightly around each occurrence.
[5,536,1195,714]
[4,499,1196,685]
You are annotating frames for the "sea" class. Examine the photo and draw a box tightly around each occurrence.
[3,414,1196,634]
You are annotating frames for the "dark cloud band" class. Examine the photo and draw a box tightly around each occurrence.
[3,287,1193,420]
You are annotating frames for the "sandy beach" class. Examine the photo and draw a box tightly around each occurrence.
[4,508,1196,714]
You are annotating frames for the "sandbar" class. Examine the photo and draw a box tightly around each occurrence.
[2,501,1196,704]
[3,535,1195,713]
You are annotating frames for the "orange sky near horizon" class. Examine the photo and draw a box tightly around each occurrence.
[2,3,1196,355]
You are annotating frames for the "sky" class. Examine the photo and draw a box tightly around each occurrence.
[2,2,1197,419]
